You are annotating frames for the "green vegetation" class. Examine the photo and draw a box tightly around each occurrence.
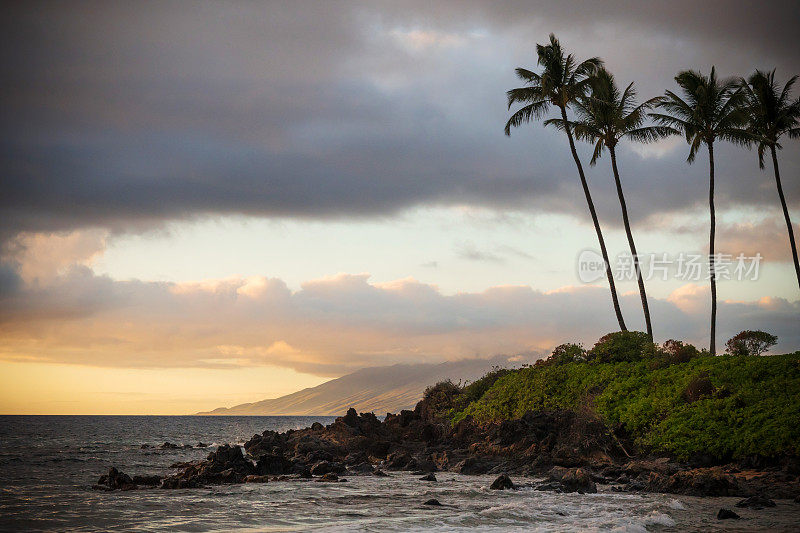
[440,333,800,461]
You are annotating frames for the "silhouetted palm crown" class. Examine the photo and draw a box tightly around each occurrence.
[504,34,601,135]
[651,67,750,161]
[550,68,673,164]
[741,69,800,167]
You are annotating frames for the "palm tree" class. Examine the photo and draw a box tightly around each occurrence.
[504,34,627,331]
[651,67,750,355]
[548,68,674,339]
[740,69,800,289]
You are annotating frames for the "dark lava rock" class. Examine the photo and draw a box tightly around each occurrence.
[296,466,313,478]
[95,467,137,491]
[717,508,740,520]
[385,451,413,470]
[490,474,515,490]
[256,453,294,475]
[419,473,437,481]
[349,462,375,474]
[196,442,208,448]
[316,472,339,482]
[310,460,346,476]
[735,495,776,509]
[131,474,161,486]
[160,442,181,449]
[161,444,255,489]
[648,467,738,497]
[373,469,389,477]
[311,422,325,431]
[243,475,268,483]
[424,498,442,506]
[549,467,597,494]
[452,457,494,475]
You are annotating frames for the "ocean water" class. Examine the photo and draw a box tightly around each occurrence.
[1,415,799,532]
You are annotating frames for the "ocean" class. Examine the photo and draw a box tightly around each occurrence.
[1,415,798,532]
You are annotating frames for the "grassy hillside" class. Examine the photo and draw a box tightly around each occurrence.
[448,337,800,461]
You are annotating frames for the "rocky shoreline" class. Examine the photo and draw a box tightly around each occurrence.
[94,402,800,507]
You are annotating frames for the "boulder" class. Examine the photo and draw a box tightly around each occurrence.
[717,508,740,520]
[256,453,293,475]
[735,495,776,509]
[649,467,739,497]
[316,472,339,482]
[160,442,180,449]
[310,461,346,476]
[424,498,442,506]
[244,475,269,483]
[490,474,515,490]
[419,473,437,481]
[385,451,413,470]
[131,474,161,486]
[452,457,495,475]
[349,462,375,474]
[95,467,137,491]
[549,467,597,494]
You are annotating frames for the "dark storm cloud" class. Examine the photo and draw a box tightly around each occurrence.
[2,0,799,238]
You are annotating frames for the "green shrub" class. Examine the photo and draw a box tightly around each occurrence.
[451,350,800,460]
[725,330,778,356]
[548,343,587,365]
[587,331,654,363]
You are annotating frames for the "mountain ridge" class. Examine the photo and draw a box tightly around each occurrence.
[196,356,520,416]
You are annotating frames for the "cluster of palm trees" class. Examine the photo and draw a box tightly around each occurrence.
[505,34,799,355]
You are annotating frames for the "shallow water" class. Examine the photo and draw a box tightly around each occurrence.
[1,415,798,532]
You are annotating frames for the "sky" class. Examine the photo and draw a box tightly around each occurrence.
[1,1,799,414]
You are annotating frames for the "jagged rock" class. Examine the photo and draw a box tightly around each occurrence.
[424,498,442,506]
[311,422,325,431]
[648,467,739,497]
[310,460,345,476]
[490,474,515,490]
[373,469,389,477]
[548,467,597,493]
[95,467,137,491]
[196,442,208,448]
[419,473,437,481]
[385,451,413,470]
[256,453,293,475]
[349,462,375,474]
[452,457,495,475]
[295,466,313,478]
[717,508,740,520]
[316,472,339,482]
[244,475,268,483]
[131,474,161,486]
[735,495,776,509]
[160,442,180,449]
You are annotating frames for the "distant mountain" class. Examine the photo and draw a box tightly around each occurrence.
[197,356,520,416]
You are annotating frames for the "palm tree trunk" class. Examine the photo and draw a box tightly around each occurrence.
[609,146,652,339]
[708,143,717,356]
[560,106,627,331]
[771,145,800,290]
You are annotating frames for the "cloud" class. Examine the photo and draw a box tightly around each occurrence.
[1,258,797,375]
[1,1,798,243]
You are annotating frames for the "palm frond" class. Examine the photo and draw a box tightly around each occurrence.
[504,100,550,135]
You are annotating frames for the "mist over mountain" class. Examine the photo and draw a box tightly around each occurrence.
[197,355,525,416]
